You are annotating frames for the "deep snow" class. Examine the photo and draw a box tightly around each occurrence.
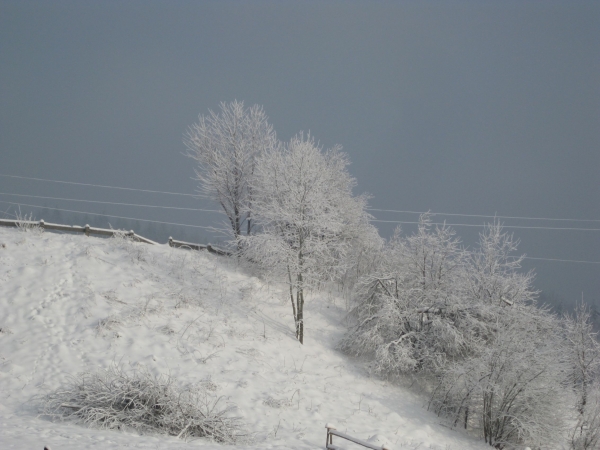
[0,226,489,450]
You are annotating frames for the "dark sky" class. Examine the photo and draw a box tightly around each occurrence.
[1,0,599,305]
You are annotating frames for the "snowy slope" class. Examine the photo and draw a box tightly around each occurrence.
[0,227,489,450]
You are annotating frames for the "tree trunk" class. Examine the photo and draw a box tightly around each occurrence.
[297,273,304,344]
[287,266,298,339]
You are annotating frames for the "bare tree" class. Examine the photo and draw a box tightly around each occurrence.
[184,101,276,247]
[241,133,371,344]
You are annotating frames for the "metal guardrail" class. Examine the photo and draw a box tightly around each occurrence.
[0,218,229,256]
[167,237,231,256]
[325,424,390,450]
[0,219,157,244]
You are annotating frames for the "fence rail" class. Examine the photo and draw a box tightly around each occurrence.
[325,424,390,450]
[168,237,231,256]
[0,219,229,255]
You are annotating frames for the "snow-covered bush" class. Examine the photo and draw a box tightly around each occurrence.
[14,208,44,236]
[109,228,148,263]
[41,364,245,443]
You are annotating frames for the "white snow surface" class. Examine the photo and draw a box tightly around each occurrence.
[0,228,488,450]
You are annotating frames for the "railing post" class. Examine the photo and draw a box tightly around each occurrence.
[168,236,173,247]
[39,220,45,229]
[85,224,90,237]
[325,423,336,448]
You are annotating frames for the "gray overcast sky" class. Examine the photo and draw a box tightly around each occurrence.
[1,0,598,305]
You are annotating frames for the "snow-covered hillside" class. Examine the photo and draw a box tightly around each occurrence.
[0,227,488,450]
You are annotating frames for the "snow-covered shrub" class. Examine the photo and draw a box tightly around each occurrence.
[41,364,245,443]
[109,228,148,263]
[14,209,44,236]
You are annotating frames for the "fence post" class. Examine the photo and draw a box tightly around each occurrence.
[39,220,45,229]
[325,423,336,448]
[168,236,173,247]
[85,224,90,237]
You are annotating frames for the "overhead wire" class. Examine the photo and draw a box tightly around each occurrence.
[0,174,598,263]
[370,219,600,232]
[0,200,220,232]
[0,192,222,213]
[520,256,600,265]
[0,174,200,197]
[2,173,598,224]
[367,208,600,223]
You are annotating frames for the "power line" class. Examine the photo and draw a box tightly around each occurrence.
[0,192,222,213]
[370,219,600,232]
[0,174,600,227]
[0,174,200,197]
[521,257,600,265]
[367,208,600,223]
[0,201,220,232]
[1,201,598,264]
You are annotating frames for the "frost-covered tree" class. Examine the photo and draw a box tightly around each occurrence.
[241,133,371,344]
[431,308,566,448]
[466,222,538,308]
[564,302,600,449]
[339,215,472,373]
[184,101,276,246]
[340,219,542,376]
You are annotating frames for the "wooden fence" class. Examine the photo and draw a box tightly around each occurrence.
[0,218,229,256]
[325,424,390,450]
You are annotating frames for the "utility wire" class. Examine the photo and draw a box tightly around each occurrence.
[371,219,600,232]
[3,173,598,224]
[521,257,600,265]
[367,208,600,223]
[2,191,596,232]
[1,201,598,264]
[0,192,222,213]
[0,201,219,232]
[0,174,200,197]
